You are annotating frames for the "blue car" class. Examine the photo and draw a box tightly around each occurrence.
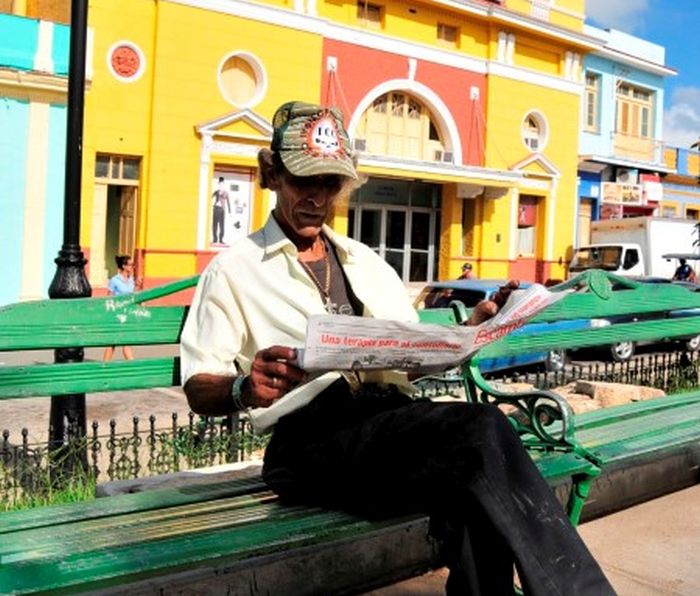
[597,277,700,361]
[414,279,591,373]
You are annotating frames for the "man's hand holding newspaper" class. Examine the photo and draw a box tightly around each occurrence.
[296,283,569,374]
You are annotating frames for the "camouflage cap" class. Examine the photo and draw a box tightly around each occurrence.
[271,101,358,180]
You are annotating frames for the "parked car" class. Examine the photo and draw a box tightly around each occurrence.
[414,279,591,373]
[597,277,700,362]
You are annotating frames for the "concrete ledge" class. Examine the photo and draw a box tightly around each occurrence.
[96,516,441,596]
[581,445,700,522]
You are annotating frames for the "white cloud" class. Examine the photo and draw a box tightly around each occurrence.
[664,86,700,148]
[585,0,650,33]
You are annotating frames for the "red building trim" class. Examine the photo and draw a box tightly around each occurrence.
[321,40,487,166]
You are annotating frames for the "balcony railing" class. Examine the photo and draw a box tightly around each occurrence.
[611,131,665,164]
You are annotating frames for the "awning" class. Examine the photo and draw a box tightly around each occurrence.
[579,155,676,175]
[358,155,521,188]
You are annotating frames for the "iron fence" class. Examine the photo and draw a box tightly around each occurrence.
[415,351,700,398]
[1,412,266,508]
[492,351,700,393]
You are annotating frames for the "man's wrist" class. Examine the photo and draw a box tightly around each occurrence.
[231,375,249,411]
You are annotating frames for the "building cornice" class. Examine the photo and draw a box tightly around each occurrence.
[580,154,676,175]
[428,0,601,50]
[488,61,582,95]
[595,46,677,77]
[0,68,68,102]
[168,0,589,96]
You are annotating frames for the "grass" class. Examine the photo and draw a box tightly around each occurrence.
[1,469,97,512]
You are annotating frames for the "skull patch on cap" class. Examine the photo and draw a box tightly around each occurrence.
[306,115,341,156]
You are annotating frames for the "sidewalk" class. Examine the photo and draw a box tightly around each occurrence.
[365,484,700,595]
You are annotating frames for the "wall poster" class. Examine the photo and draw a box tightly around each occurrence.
[210,170,253,248]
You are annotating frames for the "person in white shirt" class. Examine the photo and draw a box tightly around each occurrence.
[180,101,613,595]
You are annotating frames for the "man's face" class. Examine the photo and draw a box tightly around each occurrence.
[272,170,344,243]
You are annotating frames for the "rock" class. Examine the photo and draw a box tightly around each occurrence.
[573,380,665,408]
[435,378,666,417]
[563,394,602,414]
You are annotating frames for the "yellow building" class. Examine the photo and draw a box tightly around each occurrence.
[8,0,601,298]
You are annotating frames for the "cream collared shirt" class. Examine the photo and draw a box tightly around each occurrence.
[180,215,418,431]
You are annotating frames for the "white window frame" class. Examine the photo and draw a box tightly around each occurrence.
[584,72,600,133]
[521,111,548,152]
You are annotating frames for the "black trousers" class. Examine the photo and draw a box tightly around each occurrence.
[263,381,615,595]
[212,205,225,243]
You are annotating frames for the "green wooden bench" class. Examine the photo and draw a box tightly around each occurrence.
[450,270,700,522]
[1,269,700,594]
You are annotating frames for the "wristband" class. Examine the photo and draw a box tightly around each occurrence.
[231,375,249,411]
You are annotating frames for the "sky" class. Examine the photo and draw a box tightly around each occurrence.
[585,0,700,149]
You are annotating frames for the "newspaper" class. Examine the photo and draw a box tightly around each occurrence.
[248,283,569,433]
[296,283,570,373]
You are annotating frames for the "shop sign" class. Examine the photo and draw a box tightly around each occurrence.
[601,182,643,205]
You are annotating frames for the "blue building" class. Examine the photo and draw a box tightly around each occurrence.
[661,145,700,220]
[576,26,676,248]
[0,13,69,305]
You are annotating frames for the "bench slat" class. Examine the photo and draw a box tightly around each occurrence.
[476,316,700,360]
[0,477,267,534]
[0,506,402,594]
[578,407,700,462]
[0,306,187,351]
[591,424,700,464]
[578,400,700,445]
[0,358,181,398]
[531,277,700,322]
[0,277,198,352]
[0,497,422,593]
[574,391,700,430]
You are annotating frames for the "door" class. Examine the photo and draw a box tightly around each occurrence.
[105,185,138,278]
[577,199,593,248]
[513,195,544,283]
[119,186,137,256]
[384,209,406,279]
[90,183,109,286]
[409,211,431,281]
[351,206,436,283]
[359,208,382,253]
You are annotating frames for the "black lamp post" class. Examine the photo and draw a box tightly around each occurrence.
[47,0,92,454]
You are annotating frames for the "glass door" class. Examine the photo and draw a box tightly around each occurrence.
[385,209,406,279]
[359,208,382,254]
[350,206,435,283]
[409,210,431,282]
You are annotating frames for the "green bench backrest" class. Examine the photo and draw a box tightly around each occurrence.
[474,271,700,363]
[4,269,700,400]
[0,276,199,399]
[0,276,198,351]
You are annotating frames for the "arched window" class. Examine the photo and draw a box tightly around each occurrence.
[356,93,447,161]
[521,112,548,151]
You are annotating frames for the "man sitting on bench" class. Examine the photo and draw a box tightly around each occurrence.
[180,101,614,595]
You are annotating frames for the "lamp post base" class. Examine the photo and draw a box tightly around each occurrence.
[48,246,91,474]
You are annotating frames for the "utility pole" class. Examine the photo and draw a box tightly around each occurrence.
[47,0,92,459]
